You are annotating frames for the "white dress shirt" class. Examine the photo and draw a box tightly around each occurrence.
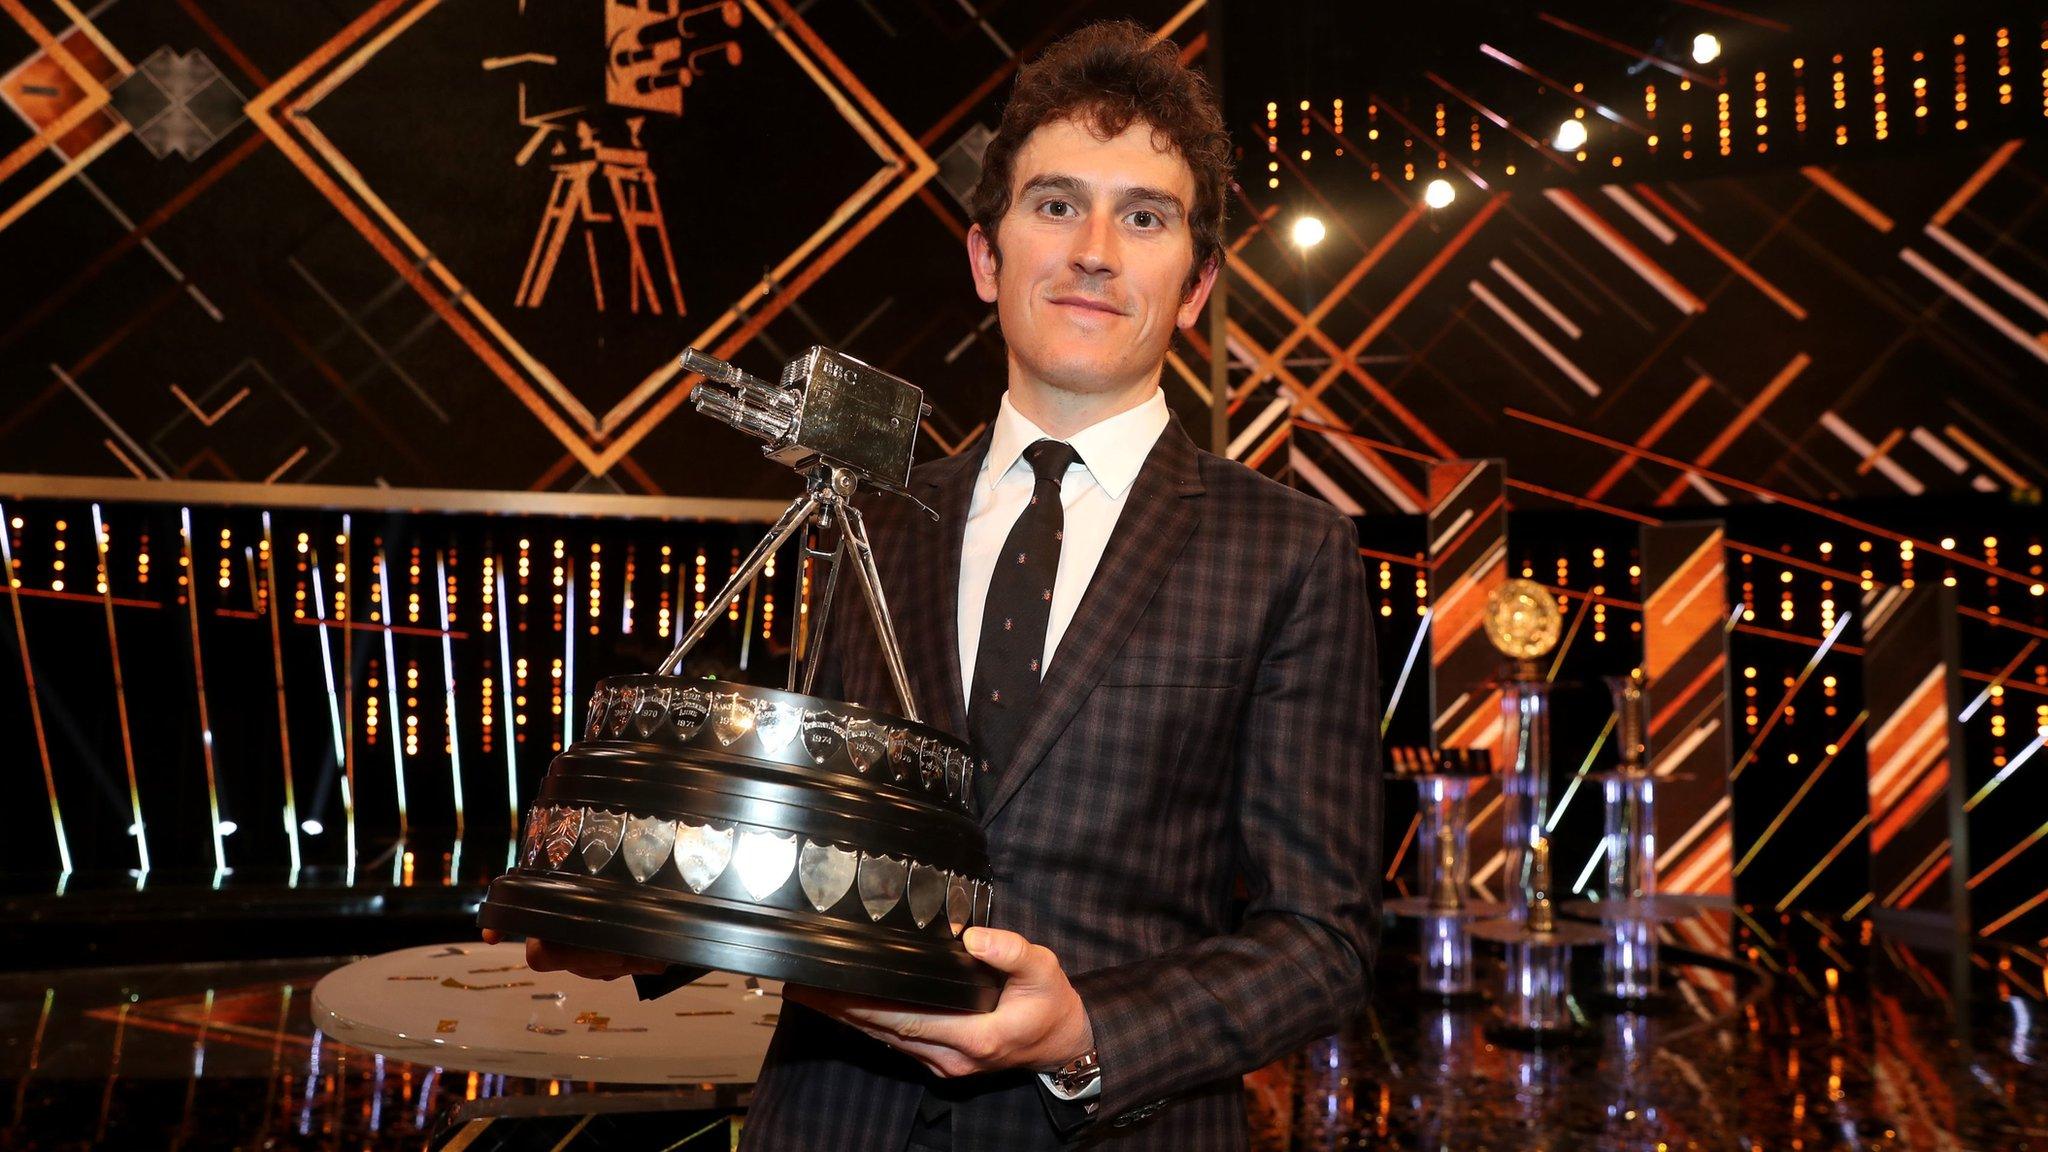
[957,387,1171,710]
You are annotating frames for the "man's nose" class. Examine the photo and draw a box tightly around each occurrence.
[1070,209,1118,276]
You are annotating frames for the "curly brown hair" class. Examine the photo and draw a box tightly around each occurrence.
[966,20,1233,293]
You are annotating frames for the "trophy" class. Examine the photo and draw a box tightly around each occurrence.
[1384,746,1498,999]
[1483,578,1562,922]
[478,347,1002,1011]
[1472,836,1601,1045]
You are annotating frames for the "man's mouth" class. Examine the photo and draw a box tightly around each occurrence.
[1047,295,1124,316]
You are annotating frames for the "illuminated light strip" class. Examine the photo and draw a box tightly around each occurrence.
[1542,188,1703,314]
[1774,813,1871,913]
[1977,868,2048,937]
[1910,426,1970,473]
[1380,606,1432,739]
[339,515,355,874]
[1731,610,1853,781]
[1965,730,2048,813]
[376,547,409,838]
[497,566,519,838]
[1800,166,1896,232]
[179,509,227,874]
[1924,223,2048,323]
[259,514,302,871]
[1733,710,1870,876]
[1931,138,2024,227]
[1900,247,2048,367]
[1545,714,1618,834]
[1819,411,1924,495]
[437,550,464,837]
[1600,185,1677,244]
[1844,892,1875,920]
[1584,374,1715,502]
[1286,447,1364,517]
[90,504,148,873]
[1468,280,1602,396]
[1942,424,2028,491]
[1534,14,1718,86]
[1488,259,1581,339]
[1478,44,1647,131]
[1572,838,1608,894]
[1882,843,1951,908]
[0,500,70,871]
[51,366,169,479]
[1226,396,1290,460]
[563,567,576,753]
[1383,813,1420,884]
[1632,185,1808,320]
[1685,474,1730,504]
[0,122,131,236]
[1506,407,2040,590]
[1654,351,1811,505]
[308,563,351,865]
[1957,638,2038,724]
[1659,794,1730,886]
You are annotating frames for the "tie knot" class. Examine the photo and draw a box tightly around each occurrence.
[1022,439,1079,484]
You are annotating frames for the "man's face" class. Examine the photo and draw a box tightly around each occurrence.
[969,116,1216,402]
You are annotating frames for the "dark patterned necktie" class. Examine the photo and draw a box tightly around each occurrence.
[968,439,1078,809]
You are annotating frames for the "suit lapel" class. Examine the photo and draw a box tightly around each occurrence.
[902,436,984,740]
[978,420,1206,827]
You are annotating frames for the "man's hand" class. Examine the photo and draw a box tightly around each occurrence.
[782,927,1093,1079]
[479,928,670,981]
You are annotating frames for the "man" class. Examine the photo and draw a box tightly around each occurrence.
[507,20,1381,1149]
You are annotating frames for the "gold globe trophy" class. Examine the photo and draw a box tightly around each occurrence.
[1483,578,1562,922]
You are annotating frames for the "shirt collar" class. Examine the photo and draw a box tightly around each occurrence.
[979,388,1170,501]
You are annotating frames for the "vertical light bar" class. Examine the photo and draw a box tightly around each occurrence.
[436,550,465,839]
[91,504,148,874]
[496,566,519,838]
[562,568,576,753]
[308,562,353,869]
[179,509,227,874]
[0,501,71,872]
[339,516,355,876]
[260,513,303,873]
[377,546,410,839]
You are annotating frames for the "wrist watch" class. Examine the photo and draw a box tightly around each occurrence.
[1046,1047,1100,1099]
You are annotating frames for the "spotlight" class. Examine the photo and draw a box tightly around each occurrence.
[1291,215,1326,248]
[218,820,239,836]
[1553,118,1588,151]
[302,819,325,836]
[1693,32,1721,64]
[1423,178,1455,209]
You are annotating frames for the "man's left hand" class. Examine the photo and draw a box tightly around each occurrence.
[782,926,1092,1079]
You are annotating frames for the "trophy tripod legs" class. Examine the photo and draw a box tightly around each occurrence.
[657,490,822,676]
[837,501,921,724]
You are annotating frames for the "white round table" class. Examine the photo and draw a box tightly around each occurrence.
[311,941,781,1083]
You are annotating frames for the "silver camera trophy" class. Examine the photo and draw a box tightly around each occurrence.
[479,347,1001,1011]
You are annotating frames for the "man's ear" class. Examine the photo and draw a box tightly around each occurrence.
[967,223,1001,305]
[1175,255,1220,329]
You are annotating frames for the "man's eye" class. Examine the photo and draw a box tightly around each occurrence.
[1043,200,1073,218]
[1130,210,1160,228]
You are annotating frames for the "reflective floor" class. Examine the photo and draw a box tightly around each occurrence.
[2,905,2043,1150]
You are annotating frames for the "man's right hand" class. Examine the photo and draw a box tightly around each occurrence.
[480,928,671,981]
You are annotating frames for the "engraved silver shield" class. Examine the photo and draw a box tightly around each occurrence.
[671,687,710,740]
[734,829,799,900]
[712,693,753,746]
[579,809,625,873]
[607,686,639,737]
[801,710,845,765]
[620,816,676,883]
[845,719,885,774]
[674,822,735,892]
[887,729,915,783]
[798,841,857,912]
[973,879,993,927]
[858,854,909,922]
[633,688,668,739]
[752,700,800,755]
[542,808,583,870]
[907,863,946,929]
[583,689,608,739]
[942,748,964,798]
[917,739,940,790]
[520,807,546,867]
[947,874,972,937]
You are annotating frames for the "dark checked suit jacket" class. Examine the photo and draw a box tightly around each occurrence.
[739,416,1381,1150]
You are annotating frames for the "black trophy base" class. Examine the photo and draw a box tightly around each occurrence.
[479,873,1002,1013]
